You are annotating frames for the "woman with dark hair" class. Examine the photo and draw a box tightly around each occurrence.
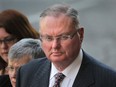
[0,57,12,87]
[0,75,12,87]
[0,9,40,75]
[0,56,7,75]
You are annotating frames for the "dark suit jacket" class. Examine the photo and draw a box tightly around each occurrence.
[16,51,116,87]
[0,75,12,87]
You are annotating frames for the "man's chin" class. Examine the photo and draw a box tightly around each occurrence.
[51,57,65,62]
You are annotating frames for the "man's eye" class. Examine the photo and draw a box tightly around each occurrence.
[45,37,53,41]
[61,35,69,40]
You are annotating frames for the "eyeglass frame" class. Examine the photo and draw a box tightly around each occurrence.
[0,36,17,45]
[40,29,79,42]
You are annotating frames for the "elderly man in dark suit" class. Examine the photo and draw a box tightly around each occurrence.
[16,4,116,87]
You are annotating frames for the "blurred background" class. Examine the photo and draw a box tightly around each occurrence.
[0,0,116,70]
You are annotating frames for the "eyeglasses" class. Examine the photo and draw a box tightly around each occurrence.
[40,30,78,42]
[0,37,17,45]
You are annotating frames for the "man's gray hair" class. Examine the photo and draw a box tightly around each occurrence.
[8,38,45,60]
[40,4,80,29]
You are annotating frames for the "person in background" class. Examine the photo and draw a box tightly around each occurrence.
[0,56,12,87]
[7,38,45,87]
[0,56,7,75]
[16,4,116,87]
[0,9,39,75]
[0,74,12,87]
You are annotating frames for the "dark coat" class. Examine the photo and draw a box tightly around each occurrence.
[16,51,116,87]
[0,75,12,87]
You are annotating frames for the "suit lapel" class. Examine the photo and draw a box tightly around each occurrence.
[30,59,51,87]
[30,51,95,87]
[73,51,95,87]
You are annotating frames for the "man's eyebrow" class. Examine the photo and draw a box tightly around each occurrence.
[42,32,71,36]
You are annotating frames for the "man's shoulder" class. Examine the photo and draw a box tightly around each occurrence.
[20,57,49,73]
[83,51,116,78]
[16,57,50,87]
[28,57,48,66]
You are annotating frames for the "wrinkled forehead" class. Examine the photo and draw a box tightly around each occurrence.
[39,14,74,34]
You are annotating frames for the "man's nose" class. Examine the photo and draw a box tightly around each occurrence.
[52,38,61,49]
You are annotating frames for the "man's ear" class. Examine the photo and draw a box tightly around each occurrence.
[77,27,84,42]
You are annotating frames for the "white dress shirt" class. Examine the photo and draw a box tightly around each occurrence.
[49,49,83,87]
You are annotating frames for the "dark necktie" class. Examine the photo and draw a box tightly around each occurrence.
[53,73,65,87]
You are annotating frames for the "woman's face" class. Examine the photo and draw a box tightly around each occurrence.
[8,56,32,87]
[0,28,17,62]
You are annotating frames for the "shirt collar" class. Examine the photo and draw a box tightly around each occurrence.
[50,49,83,80]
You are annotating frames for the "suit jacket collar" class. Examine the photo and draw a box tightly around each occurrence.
[30,51,95,87]
[73,51,95,87]
[30,59,51,87]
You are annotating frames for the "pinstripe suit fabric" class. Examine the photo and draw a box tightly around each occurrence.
[16,51,116,87]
